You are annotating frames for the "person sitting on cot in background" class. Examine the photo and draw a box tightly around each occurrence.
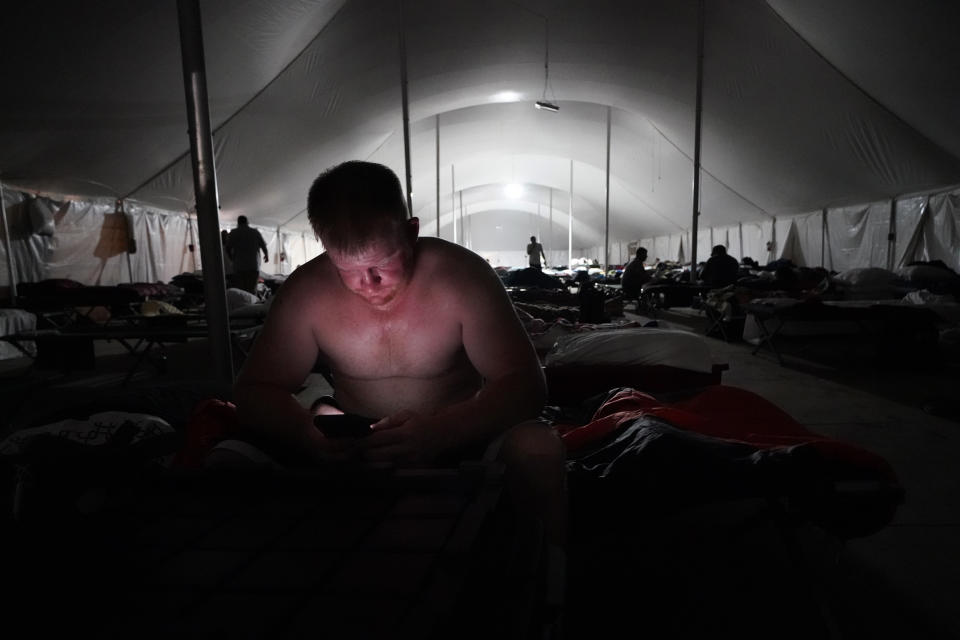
[620,246,651,298]
[699,244,740,289]
[221,162,568,604]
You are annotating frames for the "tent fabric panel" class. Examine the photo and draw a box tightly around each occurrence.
[894,195,927,269]
[703,0,960,218]
[922,188,960,273]
[825,202,890,272]
[128,205,195,284]
[0,189,50,290]
[714,224,741,260]
[33,198,131,286]
[783,211,825,268]
[740,220,773,265]
[696,230,713,265]
[767,0,960,163]
[1,189,195,289]
[133,0,405,233]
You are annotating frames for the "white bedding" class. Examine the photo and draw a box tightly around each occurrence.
[0,309,37,360]
[543,327,713,373]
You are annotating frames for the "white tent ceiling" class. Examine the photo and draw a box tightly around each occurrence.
[2,0,958,252]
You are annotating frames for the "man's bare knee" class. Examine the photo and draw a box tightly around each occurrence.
[499,420,565,463]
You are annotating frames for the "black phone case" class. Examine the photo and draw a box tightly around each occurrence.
[313,413,375,438]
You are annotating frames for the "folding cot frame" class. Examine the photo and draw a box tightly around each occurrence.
[0,316,264,385]
[743,300,939,366]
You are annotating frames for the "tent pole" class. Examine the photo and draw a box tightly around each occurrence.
[738,221,743,262]
[604,105,611,276]
[887,198,897,271]
[435,115,440,236]
[187,215,199,272]
[689,0,705,282]
[568,160,573,269]
[821,208,827,268]
[548,188,553,266]
[276,225,282,273]
[398,0,413,215]
[177,0,234,384]
[0,181,18,303]
[450,164,456,242]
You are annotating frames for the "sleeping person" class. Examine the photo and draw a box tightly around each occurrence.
[225,160,567,549]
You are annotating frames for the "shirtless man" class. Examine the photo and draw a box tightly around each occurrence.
[231,161,566,547]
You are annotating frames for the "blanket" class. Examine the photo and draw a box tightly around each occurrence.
[559,386,901,538]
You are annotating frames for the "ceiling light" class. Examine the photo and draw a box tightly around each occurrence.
[535,17,559,113]
[491,91,522,103]
[504,183,524,199]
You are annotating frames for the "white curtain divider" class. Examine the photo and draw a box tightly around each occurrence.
[825,201,890,272]
[785,211,824,267]
[0,190,49,288]
[740,220,770,265]
[127,203,194,283]
[894,195,928,268]
[667,233,684,263]
[922,188,960,272]
[696,227,713,263]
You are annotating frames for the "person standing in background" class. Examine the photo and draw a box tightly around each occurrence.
[527,235,547,270]
[227,215,268,295]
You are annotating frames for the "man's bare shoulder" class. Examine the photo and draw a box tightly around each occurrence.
[416,237,493,279]
[270,253,337,310]
[414,238,506,305]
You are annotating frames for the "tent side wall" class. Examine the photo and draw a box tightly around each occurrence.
[634,184,960,271]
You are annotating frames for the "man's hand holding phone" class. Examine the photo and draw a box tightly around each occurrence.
[314,413,376,439]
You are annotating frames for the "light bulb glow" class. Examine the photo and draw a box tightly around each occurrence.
[504,183,524,199]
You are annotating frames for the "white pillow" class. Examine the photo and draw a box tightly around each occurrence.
[544,327,713,373]
[226,287,260,311]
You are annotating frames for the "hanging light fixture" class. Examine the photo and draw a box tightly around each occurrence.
[535,18,559,112]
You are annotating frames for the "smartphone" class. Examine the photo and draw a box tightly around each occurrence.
[314,413,376,438]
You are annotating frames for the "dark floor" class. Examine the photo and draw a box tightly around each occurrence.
[1,315,959,638]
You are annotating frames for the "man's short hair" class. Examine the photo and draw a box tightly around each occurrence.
[637,247,648,258]
[237,215,249,226]
[712,244,727,256]
[307,161,409,252]
[530,236,537,242]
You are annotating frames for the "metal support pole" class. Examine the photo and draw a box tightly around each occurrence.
[604,105,612,275]
[399,0,413,216]
[549,188,553,267]
[689,0,705,282]
[738,221,744,263]
[770,217,778,264]
[435,115,440,236]
[450,165,456,242]
[568,160,574,269]
[887,198,897,271]
[276,225,282,272]
[452,175,457,243]
[177,0,234,383]
[821,208,827,268]
[458,190,463,246]
[0,181,18,303]
[188,215,199,272]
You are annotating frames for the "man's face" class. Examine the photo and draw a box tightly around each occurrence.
[326,221,416,308]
